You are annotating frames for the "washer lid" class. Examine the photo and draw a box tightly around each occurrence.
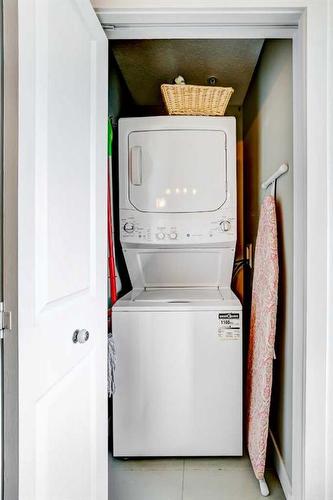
[134,288,224,303]
[128,129,227,213]
[113,287,242,311]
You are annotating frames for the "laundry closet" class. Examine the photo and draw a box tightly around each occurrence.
[2,3,303,499]
[106,38,293,499]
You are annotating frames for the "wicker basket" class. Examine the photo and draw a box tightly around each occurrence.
[161,83,234,116]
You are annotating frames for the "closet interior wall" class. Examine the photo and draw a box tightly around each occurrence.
[243,39,293,483]
[108,39,293,482]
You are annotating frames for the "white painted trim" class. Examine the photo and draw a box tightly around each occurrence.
[291,14,306,500]
[96,7,302,39]
[0,4,3,498]
[2,1,19,499]
[103,25,296,39]
[270,430,293,500]
[303,4,329,499]
[96,7,302,25]
[326,1,333,499]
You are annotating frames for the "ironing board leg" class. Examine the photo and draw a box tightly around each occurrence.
[259,478,270,496]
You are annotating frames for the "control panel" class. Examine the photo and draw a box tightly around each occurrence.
[120,213,236,245]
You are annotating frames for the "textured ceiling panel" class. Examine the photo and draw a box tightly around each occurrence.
[111,39,264,107]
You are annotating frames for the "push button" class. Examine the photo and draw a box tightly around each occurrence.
[220,220,231,232]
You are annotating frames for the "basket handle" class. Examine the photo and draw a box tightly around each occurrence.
[130,146,142,186]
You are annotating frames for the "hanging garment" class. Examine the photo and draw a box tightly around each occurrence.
[108,333,116,397]
[247,194,279,481]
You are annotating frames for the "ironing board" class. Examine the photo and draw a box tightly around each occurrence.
[247,194,279,496]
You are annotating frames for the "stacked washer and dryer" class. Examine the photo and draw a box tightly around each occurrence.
[113,116,242,457]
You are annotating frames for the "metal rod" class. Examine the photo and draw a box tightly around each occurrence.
[261,162,289,189]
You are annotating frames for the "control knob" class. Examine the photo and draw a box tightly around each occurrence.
[220,220,231,232]
[169,232,178,240]
[124,222,135,233]
[156,232,165,240]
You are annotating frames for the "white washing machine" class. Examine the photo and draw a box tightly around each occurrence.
[113,116,242,457]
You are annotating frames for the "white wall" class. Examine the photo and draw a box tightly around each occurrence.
[243,39,293,482]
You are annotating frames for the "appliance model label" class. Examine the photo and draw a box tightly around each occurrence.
[217,312,241,340]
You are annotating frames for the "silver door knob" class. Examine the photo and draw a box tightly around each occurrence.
[72,329,90,344]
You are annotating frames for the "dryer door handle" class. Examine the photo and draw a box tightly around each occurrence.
[130,146,142,186]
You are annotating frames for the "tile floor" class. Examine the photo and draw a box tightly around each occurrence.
[109,454,285,500]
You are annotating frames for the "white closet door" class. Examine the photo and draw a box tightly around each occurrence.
[5,1,108,499]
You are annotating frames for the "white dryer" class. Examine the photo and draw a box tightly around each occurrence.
[113,116,242,457]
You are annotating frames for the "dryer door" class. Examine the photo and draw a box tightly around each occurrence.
[128,129,227,213]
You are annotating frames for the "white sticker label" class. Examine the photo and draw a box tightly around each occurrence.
[217,312,241,340]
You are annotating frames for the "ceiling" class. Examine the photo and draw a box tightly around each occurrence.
[111,39,265,107]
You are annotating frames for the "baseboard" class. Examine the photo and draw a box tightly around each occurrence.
[269,429,293,500]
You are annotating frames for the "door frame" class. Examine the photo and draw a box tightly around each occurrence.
[95,5,330,500]
[3,1,19,499]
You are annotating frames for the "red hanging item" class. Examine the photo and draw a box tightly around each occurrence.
[108,159,117,325]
